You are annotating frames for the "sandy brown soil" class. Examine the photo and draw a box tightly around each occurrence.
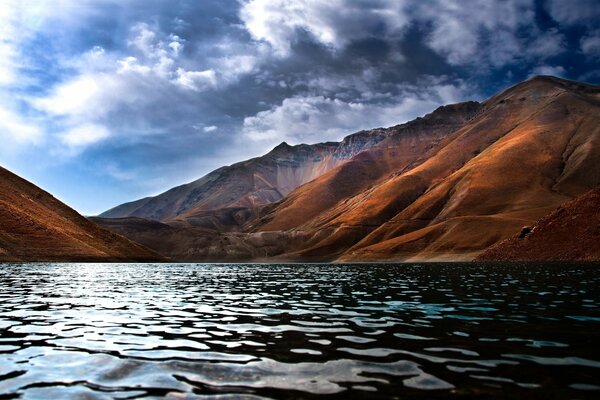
[0,167,165,262]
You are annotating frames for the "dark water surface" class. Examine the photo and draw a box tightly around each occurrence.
[0,263,599,399]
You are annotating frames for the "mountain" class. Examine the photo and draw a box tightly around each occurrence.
[96,76,600,262]
[334,76,600,261]
[100,101,479,228]
[99,129,388,230]
[0,166,165,262]
[476,187,600,261]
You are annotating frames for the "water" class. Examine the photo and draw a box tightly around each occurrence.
[0,263,598,399]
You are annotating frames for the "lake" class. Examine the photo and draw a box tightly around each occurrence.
[0,263,598,399]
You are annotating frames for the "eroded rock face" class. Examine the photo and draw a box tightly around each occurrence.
[0,167,164,262]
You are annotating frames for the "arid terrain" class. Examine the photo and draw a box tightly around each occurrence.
[94,76,600,262]
[0,166,165,262]
[477,187,600,261]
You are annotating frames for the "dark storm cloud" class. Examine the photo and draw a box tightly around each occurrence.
[1,0,599,214]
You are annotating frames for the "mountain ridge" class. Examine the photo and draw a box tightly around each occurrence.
[94,76,600,262]
[99,125,391,225]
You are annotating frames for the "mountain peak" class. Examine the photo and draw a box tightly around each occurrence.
[271,141,292,152]
[485,75,599,107]
[521,75,598,92]
[528,74,564,83]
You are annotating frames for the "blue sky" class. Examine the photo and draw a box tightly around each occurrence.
[1,0,599,215]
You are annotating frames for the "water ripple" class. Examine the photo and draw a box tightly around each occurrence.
[0,262,598,398]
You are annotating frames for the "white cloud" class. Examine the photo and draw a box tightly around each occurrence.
[117,56,152,75]
[128,22,159,57]
[529,65,566,78]
[32,21,244,129]
[28,22,225,154]
[239,0,565,70]
[417,0,539,67]
[33,75,102,116]
[218,54,261,80]
[581,31,600,59]
[168,34,184,57]
[203,125,217,133]
[529,28,566,58]
[242,80,470,149]
[0,105,42,145]
[0,4,19,86]
[59,124,110,149]
[239,0,409,56]
[175,68,217,91]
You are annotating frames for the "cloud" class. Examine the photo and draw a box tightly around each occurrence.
[415,0,562,68]
[203,125,217,133]
[546,0,600,26]
[59,124,110,149]
[33,75,103,117]
[0,4,20,86]
[239,0,409,56]
[528,28,566,59]
[529,65,566,78]
[175,68,217,91]
[0,104,43,146]
[242,79,471,148]
[581,31,600,59]
[28,22,227,155]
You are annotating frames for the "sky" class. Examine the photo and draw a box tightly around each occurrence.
[1,0,599,215]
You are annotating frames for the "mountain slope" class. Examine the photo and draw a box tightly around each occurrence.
[335,76,600,260]
[249,101,480,232]
[476,187,600,261]
[0,166,165,262]
[247,76,599,261]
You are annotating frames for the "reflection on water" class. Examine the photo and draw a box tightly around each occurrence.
[0,263,598,399]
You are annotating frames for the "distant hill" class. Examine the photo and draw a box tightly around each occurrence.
[0,166,165,262]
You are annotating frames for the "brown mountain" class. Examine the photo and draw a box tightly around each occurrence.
[99,128,389,230]
[476,188,600,261]
[96,76,600,262]
[334,76,600,261]
[0,166,165,262]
